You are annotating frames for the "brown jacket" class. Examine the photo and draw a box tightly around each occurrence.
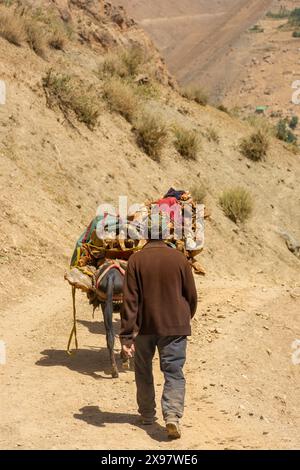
[120,241,197,342]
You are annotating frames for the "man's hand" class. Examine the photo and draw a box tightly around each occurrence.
[122,343,135,359]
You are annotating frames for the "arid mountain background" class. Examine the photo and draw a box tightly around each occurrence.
[0,0,299,450]
[115,0,274,92]
[116,1,300,120]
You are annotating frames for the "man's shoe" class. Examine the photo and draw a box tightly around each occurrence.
[140,416,157,425]
[166,421,181,439]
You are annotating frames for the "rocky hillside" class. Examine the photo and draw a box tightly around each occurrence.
[0,0,299,308]
[115,0,274,95]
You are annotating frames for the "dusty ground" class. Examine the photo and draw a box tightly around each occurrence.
[0,275,299,449]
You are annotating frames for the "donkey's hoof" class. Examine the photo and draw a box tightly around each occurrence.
[112,369,119,378]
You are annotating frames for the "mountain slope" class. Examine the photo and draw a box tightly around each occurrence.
[0,0,299,451]
[0,0,299,303]
[115,0,274,97]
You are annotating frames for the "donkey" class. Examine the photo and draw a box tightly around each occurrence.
[90,260,126,378]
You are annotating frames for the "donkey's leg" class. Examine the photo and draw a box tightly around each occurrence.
[102,276,119,378]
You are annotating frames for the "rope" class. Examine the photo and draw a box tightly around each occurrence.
[67,286,78,355]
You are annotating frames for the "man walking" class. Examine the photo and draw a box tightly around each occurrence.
[120,237,197,439]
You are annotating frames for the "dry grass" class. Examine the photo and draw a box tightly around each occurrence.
[173,126,200,160]
[98,52,128,79]
[134,111,168,161]
[43,70,100,130]
[103,78,139,123]
[24,19,47,58]
[182,85,209,106]
[206,126,220,143]
[48,29,66,50]
[217,104,230,114]
[134,81,160,100]
[219,187,253,224]
[0,5,68,55]
[0,10,25,46]
[240,130,269,161]
[191,184,206,204]
[245,115,275,137]
[98,45,147,80]
[122,45,146,77]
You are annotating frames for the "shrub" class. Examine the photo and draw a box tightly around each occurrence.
[217,104,229,114]
[173,127,200,160]
[122,45,146,77]
[134,112,168,161]
[276,119,297,143]
[266,7,290,19]
[289,115,298,129]
[134,81,160,100]
[219,187,253,224]
[29,6,73,37]
[289,8,300,26]
[249,24,264,33]
[48,29,66,50]
[285,142,300,154]
[43,70,99,129]
[182,85,209,106]
[98,52,128,79]
[98,45,146,80]
[0,10,25,46]
[206,126,220,143]
[240,130,269,161]
[191,184,206,204]
[24,19,47,58]
[0,6,66,57]
[245,114,275,137]
[103,78,139,123]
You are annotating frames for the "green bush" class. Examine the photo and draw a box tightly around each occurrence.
[276,119,297,143]
[292,31,300,38]
[289,8,300,26]
[43,70,100,129]
[240,130,269,161]
[289,115,299,129]
[173,127,200,160]
[219,187,253,224]
[134,112,168,161]
[266,7,290,19]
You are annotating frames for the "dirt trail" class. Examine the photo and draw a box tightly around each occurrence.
[140,13,225,26]
[170,0,274,86]
[1,276,299,450]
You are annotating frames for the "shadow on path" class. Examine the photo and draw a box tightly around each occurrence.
[36,348,126,379]
[74,405,169,443]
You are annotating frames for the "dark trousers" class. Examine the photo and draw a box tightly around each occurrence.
[134,335,187,422]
